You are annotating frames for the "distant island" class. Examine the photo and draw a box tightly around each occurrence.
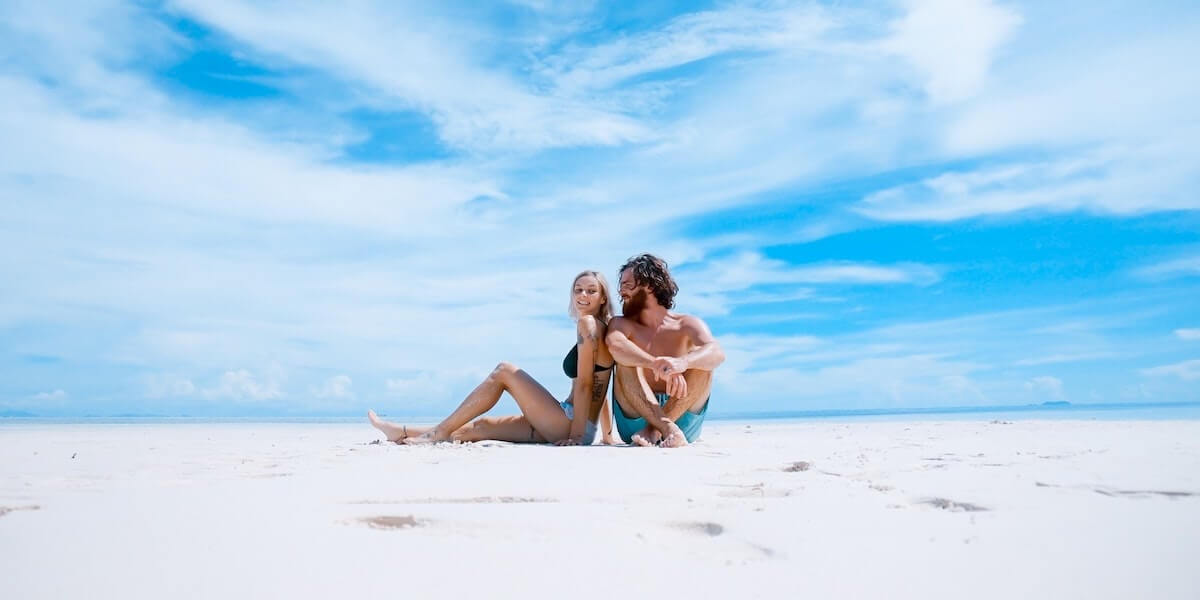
[1041,401,1072,407]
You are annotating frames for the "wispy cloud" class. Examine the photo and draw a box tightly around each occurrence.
[855,149,1199,222]
[1015,352,1117,367]
[540,3,832,93]
[1176,329,1200,341]
[31,389,68,402]
[1141,360,1200,381]
[1136,255,1200,281]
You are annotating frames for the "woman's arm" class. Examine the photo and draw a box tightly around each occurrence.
[562,316,600,444]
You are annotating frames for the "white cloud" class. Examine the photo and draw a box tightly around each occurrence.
[31,389,68,402]
[1141,360,1200,381]
[1176,329,1200,341]
[168,0,650,152]
[0,76,496,235]
[203,369,285,401]
[1015,352,1115,367]
[1024,376,1064,399]
[946,28,1200,154]
[311,375,354,400]
[880,0,1022,103]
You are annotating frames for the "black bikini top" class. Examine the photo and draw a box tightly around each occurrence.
[563,345,613,378]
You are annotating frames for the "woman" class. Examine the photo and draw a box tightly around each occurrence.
[368,270,616,445]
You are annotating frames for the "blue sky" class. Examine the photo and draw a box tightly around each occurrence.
[2,0,1198,417]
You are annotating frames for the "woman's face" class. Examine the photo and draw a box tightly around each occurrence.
[573,275,605,317]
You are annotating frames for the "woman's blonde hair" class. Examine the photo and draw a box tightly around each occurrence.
[568,270,613,324]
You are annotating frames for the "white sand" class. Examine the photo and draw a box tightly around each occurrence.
[1,419,1198,599]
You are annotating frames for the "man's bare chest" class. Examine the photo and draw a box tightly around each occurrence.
[627,325,689,355]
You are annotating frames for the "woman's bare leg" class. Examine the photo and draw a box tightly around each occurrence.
[407,362,571,444]
[453,415,547,443]
[367,410,432,443]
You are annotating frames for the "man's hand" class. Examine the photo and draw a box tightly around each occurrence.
[650,356,688,378]
[663,372,687,400]
[650,356,688,399]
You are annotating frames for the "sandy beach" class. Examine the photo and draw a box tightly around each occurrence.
[1,419,1198,599]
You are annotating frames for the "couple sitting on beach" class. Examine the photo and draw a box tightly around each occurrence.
[368,253,725,448]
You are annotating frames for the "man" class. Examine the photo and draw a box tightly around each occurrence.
[606,254,724,448]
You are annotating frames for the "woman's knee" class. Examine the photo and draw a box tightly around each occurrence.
[490,361,520,384]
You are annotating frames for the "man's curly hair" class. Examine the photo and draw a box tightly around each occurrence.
[619,253,678,309]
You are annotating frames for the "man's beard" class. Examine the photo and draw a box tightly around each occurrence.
[622,288,648,317]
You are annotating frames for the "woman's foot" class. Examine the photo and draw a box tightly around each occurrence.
[367,410,409,443]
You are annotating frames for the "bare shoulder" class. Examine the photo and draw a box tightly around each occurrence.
[607,315,634,334]
[576,315,603,339]
[676,312,716,340]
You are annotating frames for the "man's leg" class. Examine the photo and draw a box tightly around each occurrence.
[612,365,656,445]
[659,369,713,447]
[612,366,689,447]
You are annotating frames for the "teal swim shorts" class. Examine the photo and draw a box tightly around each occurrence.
[614,393,708,444]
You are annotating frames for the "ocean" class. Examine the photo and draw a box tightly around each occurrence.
[3,401,1199,425]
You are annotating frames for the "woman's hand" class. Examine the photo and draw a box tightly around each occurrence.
[555,437,583,446]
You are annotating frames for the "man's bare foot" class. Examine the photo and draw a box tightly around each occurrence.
[631,425,662,447]
[367,410,408,443]
[660,421,689,448]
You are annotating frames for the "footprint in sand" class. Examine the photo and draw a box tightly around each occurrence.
[348,496,556,505]
[358,515,425,530]
[918,497,989,512]
[783,461,811,472]
[0,505,41,518]
[1037,481,1198,499]
[671,522,779,560]
[1092,488,1198,499]
[716,484,792,498]
[673,521,724,536]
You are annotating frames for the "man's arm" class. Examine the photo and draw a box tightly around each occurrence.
[651,315,725,377]
[606,319,656,368]
[681,314,725,370]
